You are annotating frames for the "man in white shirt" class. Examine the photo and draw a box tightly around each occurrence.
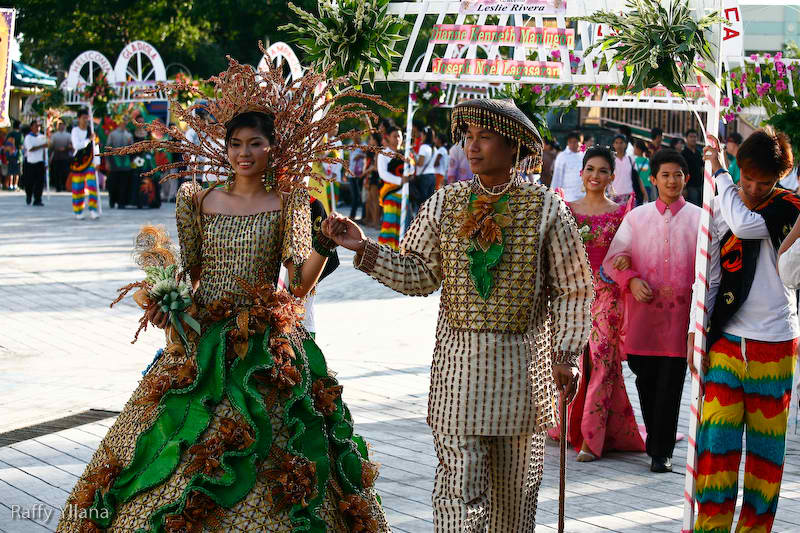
[550,130,585,201]
[23,120,47,206]
[689,129,800,533]
[69,109,100,219]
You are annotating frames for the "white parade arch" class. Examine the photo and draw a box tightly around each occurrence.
[258,41,304,81]
[64,50,115,90]
[114,40,167,84]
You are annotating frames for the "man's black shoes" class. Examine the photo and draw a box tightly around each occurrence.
[650,457,672,473]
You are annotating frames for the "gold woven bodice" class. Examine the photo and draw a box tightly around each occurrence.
[439,182,544,333]
[175,182,312,307]
[195,212,283,305]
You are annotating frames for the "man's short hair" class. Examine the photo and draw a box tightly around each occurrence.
[566,130,581,142]
[77,108,89,118]
[618,125,632,138]
[613,134,627,143]
[685,128,698,137]
[737,127,794,181]
[651,127,663,139]
[385,124,401,136]
[651,148,689,177]
[727,132,743,145]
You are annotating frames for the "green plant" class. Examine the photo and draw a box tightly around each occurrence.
[497,83,595,140]
[722,53,800,152]
[579,0,725,95]
[32,87,66,115]
[281,0,407,89]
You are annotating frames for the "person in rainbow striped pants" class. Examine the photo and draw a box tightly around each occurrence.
[690,128,800,533]
[70,109,100,219]
[376,124,405,250]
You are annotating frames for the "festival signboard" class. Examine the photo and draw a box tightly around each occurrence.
[0,9,16,128]
[459,0,567,15]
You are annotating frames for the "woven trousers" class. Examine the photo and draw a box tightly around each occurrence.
[432,432,545,533]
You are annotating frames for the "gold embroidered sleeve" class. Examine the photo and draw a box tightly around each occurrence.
[354,189,443,296]
[281,187,312,268]
[176,181,203,272]
[543,193,594,366]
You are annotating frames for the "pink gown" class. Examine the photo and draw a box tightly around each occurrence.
[551,202,645,456]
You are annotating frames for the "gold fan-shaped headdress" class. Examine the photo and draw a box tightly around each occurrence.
[107,42,397,193]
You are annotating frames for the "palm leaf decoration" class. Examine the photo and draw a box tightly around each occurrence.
[579,0,726,96]
[281,0,408,90]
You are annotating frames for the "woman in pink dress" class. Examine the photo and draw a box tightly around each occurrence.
[551,146,645,461]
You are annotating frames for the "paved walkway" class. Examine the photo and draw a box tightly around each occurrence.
[2,192,800,532]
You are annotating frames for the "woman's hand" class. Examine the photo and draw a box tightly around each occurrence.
[145,305,170,329]
[322,213,367,253]
[703,134,726,175]
[612,255,631,271]
[629,278,654,303]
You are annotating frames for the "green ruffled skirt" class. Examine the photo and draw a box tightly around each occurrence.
[56,317,388,533]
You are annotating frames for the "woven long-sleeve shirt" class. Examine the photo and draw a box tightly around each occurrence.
[354,180,594,435]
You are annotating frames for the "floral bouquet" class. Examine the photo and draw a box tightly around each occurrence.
[111,226,200,345]
[80,72,117,117]
[411,82,444,112]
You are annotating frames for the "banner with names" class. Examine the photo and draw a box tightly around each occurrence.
[431,24,575,48]
[431,57,562,79]
[459,0,567,15]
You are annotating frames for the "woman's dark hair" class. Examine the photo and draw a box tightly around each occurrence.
[736,127,793,181]
[224,111,275,146]
[422,126,435,146]
[669,137,684,149]
[634,139,650,157]
[651,148,689,177]
[651,127,663,139]
[582,145,615,172]
[370,132,382,145]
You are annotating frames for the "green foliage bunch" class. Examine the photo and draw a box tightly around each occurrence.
[31,87,66,115]
[579,0,724,95]
[281,0,407,89]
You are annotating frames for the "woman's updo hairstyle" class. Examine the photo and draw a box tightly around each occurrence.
[582,145,615,173]
[224,111,275,147]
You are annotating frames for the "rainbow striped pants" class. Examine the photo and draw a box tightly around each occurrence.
[694,335,797,533]
[378,189,401,250]
[71,167,98,215]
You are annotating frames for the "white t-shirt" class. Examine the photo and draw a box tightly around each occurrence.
[551,149,584,202]
[23,133,46,164]
[780,167,798,191]
[434,146,448,176]
[691,173,800,342]
[611,155,634,196]
[416,143,435,175]
[71,126,100,165]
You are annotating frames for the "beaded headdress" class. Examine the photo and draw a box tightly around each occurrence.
[450,98,543,174]
[107,42,396,193]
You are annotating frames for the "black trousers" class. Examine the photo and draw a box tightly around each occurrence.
[108,170,134,207]
[51,159,70,191]
[626,354,687,459]
[23,162,45,204]
[348,177,362,218]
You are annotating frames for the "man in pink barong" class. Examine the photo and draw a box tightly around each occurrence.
[602,149,701,474]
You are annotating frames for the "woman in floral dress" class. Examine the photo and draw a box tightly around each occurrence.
[552,146,645,461]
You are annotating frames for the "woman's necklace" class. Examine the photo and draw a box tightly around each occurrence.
[473,173,516,197]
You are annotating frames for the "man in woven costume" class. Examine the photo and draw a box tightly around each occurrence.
[324,98,594,532]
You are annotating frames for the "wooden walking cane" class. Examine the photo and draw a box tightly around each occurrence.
[559,391,567,533]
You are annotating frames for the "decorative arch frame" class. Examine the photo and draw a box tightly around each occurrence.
[65,50,115,89]
[114,40,167,84]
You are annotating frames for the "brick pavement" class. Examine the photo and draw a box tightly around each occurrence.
[2,192,800,532]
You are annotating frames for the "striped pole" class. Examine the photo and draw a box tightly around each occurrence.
[681,19,724,530]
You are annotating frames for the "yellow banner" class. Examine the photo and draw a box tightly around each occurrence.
[0,9,16,128]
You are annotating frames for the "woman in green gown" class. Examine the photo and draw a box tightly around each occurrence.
[57,55,389,533]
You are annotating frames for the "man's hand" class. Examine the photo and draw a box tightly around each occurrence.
[686,332,709,377]
[322,213,367,253]
[703,134,726,175]
[612,255,631,271]
[629,278,654,303]
[553,364,579,403]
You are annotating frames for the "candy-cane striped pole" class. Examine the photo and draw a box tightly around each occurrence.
[681,18,724,531]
